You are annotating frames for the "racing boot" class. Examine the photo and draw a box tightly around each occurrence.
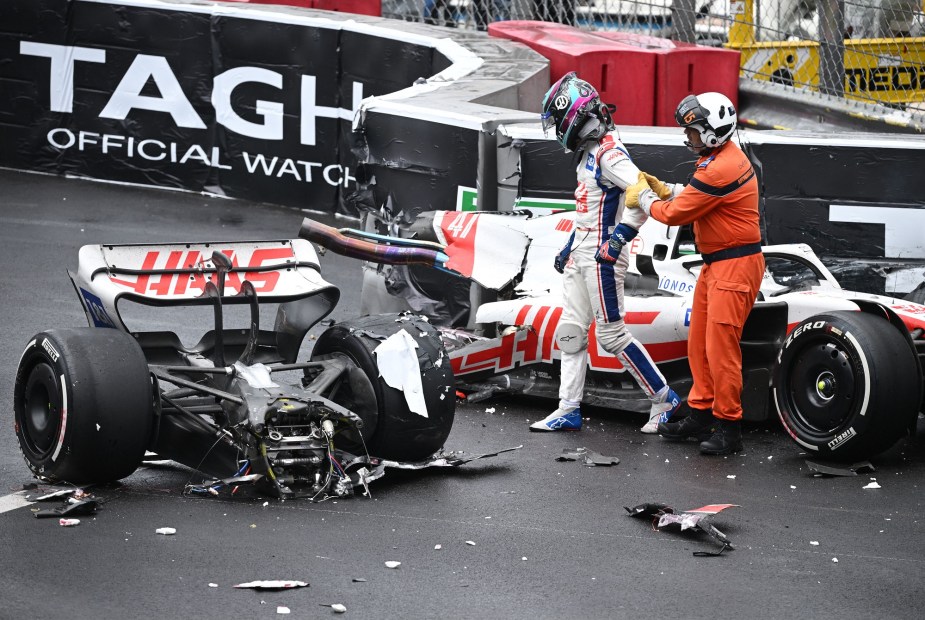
[641,388,682,434]
[657,407,715,442]
[530,406,582,431]
[699,419,743,455]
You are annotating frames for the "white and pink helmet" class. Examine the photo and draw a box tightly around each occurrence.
[541,72,611,152]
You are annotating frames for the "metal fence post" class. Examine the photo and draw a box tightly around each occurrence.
[671,0,698,43]
[819,0,846,97]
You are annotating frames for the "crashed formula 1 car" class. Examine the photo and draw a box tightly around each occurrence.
[302,209,925,462]
[13,239,470,499]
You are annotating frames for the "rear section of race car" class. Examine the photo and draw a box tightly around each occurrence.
[13,239,457,499]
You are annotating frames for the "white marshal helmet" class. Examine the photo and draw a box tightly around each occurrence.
[674,92,737,151]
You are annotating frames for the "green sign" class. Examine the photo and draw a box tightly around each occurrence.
[455,186,576,212]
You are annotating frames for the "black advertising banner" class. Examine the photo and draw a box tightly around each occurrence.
[337,29,443,216]
[0,0,443,216]
[361,110,480,222]
[750,138,925,295]
[340,29,438,93]
[0,0,69,169]
[755,140,925,258]
[3,1,217,189]
[208,15,342,208]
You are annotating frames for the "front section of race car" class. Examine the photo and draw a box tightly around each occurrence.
[304,209,925,462]
[13,239,459,499]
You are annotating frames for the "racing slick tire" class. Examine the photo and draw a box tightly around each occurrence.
[14,328,154,484]
[772,311,921,461]
[311,313,455,461]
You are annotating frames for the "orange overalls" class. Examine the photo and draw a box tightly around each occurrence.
[649,141,764,421]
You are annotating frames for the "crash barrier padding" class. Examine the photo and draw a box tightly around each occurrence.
[744,131,925,298]
[233,0,382,16]
[593,32,740,127]
[488,20,658,126]
[313,0,381,15]
[1,0,544,218]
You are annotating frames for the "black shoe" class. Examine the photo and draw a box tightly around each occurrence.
[658,408,715,442]
[699,419,743,455]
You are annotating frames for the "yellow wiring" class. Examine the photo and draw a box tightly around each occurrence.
[260,442,277,481]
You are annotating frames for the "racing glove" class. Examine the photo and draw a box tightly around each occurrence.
[595,224,638,264]
[554,231,576,274]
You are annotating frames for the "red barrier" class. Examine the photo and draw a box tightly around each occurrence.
[595,32,740,126]
[313,0,381,16]
[228,0,312,6]
[489,21,657,126]
[230,0,382,17]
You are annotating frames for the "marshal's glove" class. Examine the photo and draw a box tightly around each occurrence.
[642,172,674,200]
[623,172,650,209]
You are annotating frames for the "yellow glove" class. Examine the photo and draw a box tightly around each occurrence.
[623,172,650,209]
[642,172,673,200]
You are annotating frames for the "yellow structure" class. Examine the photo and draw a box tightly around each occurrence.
[726,0,925,104]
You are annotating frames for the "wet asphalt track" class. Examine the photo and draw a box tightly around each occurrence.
[1,168,924,620]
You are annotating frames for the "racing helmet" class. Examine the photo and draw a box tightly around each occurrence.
[541,72,611,152]
[674,92,737,152]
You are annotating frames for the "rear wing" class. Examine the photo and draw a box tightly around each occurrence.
[69,239,337,331]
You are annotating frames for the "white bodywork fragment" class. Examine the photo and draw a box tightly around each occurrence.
[374,329,427,417]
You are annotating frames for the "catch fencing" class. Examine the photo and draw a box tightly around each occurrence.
[383,1,925,112]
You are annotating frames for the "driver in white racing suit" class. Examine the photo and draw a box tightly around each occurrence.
[530,72,681,433]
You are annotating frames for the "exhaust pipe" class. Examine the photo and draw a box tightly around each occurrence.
[299,218,448,267]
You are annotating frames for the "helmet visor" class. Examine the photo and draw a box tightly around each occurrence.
[541,110,557,136]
